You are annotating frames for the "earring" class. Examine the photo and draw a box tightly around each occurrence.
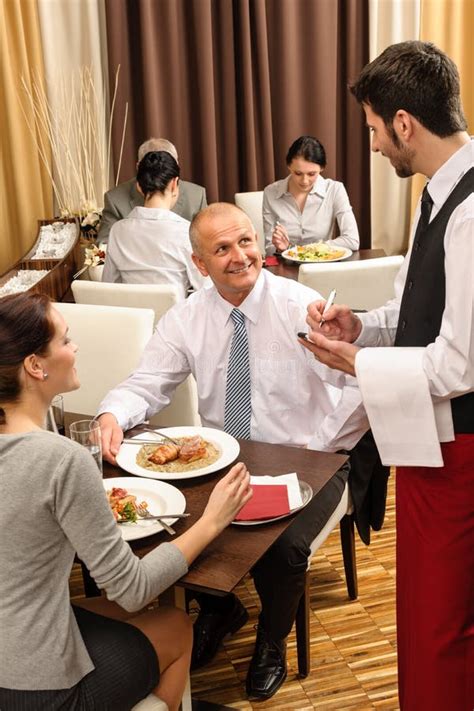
[43,372,49,380]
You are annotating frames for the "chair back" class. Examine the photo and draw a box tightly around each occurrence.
[71,280,181,327]
[54,303,154,416]
[70,282,201,425]
[234,191,264,255]
[298,255,404,310]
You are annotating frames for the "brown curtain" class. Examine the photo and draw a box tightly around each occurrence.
[105,0,371,246]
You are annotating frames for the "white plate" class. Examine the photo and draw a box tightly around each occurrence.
[104,477,186,541]
[116,426,240,481]
[232,480,313,526]
[282,246,352,263]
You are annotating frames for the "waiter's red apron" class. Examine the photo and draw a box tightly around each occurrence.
[396,434,474,711]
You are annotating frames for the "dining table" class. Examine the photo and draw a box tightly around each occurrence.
[264,248,386,281]
[112,431,348,596]
[67,415,348,710]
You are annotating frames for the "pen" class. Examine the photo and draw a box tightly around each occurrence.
[319,288,337,328]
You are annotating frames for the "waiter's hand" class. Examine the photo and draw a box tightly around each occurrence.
[306,300,362,342]
[299,331,360,377]
[272,222,290,252]
[98,412,124,464]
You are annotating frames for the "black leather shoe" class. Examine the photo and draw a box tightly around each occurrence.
[246,625,287,699]
[191,597,249,669]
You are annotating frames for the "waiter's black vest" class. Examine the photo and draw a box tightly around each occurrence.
[394,167,474,434]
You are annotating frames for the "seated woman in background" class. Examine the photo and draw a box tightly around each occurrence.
[0,292,251,711]
[262,135,360,255]
[102,151,207,299]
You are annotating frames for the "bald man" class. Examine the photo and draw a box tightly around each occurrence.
[98,203,369,700]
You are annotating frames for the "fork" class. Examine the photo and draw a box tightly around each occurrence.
[140,426,181,446]
[136,505,176,535]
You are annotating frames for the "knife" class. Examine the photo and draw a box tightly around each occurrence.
[118,513,190,522]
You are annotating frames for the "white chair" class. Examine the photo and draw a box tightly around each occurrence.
[234,191,265,255]
[298,255,405,310]
[54,303,155,416]
[70,282,201,427]
[71,281,182,327]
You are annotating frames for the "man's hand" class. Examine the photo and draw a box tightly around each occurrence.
[299,331,360,376]
[306,300,362,342]
[98,412,124,464]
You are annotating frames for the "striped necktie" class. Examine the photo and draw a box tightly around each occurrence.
[224,308,252,439]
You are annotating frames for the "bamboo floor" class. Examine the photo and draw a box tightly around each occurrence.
[70,473,398,710]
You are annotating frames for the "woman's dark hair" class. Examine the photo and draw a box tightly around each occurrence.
[136,150,180,198]
[286,136,327,168]
[0,292,54,424]
[350,41,467,137]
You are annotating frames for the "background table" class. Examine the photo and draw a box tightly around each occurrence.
[265,248,386,281]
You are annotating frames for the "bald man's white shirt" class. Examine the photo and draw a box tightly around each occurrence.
[98,270,368,452]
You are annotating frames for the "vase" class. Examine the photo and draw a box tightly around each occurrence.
[88,264,104,281]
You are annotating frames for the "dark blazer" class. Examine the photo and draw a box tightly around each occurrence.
[348,430,390,545]
[98,178,207,243]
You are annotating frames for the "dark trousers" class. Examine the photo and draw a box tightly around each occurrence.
[196,464,348,640]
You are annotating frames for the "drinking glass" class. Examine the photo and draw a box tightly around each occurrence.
[69,419,103,473]
[51,395,65,436]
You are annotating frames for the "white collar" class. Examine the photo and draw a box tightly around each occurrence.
[212,270,266,327]
[278,173,327,198]
[426,139,473,210]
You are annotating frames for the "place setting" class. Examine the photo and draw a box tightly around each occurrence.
[281,242,353,264]
[116,425,241,481]
[232,472,313,526]
[103,476,187,541]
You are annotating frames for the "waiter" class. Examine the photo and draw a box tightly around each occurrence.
[300,41,473,711]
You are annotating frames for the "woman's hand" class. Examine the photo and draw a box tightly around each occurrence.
[272,222,290,252]
[98,412,124,464]
[201,463,252,534]
[306,300,362,342]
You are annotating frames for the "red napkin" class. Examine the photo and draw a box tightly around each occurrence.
[264,255,279,267]
[235,484,290,521]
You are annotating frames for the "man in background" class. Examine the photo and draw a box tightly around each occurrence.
[98,137,207,243]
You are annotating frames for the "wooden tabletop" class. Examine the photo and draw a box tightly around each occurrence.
[264,248,386,281]
[103,436,347,596]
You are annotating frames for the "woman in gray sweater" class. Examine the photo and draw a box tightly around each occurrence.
[0,292,251,711]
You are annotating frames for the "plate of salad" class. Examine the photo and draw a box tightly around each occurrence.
[282,243,352,263]
[104,477,186,541]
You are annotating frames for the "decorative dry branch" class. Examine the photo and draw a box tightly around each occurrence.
[20,66,127,220]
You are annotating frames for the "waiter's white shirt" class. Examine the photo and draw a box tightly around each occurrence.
[263,175,360,255]
[99,270,368,452]
[102,207,206,299]
[357,139,473,419]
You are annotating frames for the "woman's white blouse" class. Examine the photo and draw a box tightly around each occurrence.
[102,206,207,298]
